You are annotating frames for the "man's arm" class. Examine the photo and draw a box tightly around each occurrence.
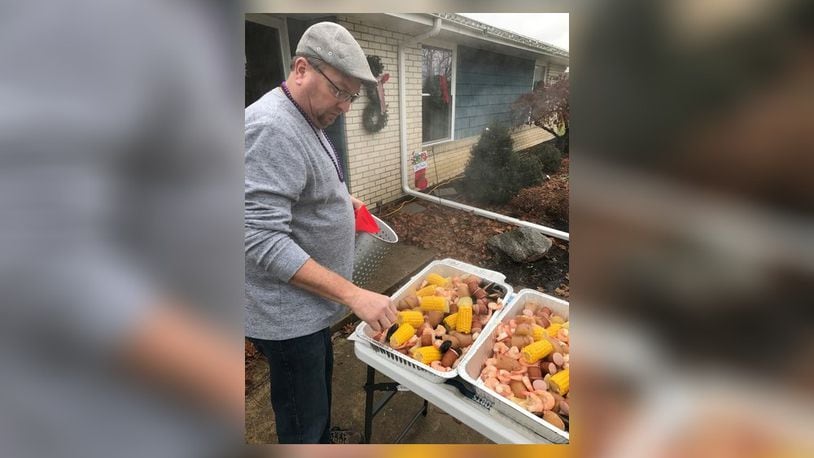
[289,258,396,332]
[350,195,364,210]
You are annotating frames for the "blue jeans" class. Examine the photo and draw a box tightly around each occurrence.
[248,328,333,444]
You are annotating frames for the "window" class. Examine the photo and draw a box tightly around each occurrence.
[421,45,454,144]
[533,64,546,91]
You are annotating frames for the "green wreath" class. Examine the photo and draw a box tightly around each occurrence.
[362,55,388,133]
[362,102,388,132]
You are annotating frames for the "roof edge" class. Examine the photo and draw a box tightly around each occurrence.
[432,13,569,58]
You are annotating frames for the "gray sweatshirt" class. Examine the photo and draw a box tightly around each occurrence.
[245,88,355,341]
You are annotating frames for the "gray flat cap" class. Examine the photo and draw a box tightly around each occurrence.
[295,22,377,84]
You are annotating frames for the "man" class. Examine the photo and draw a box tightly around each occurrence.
[244,22,397,444]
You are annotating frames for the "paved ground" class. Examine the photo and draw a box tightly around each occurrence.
[245,241,493,444]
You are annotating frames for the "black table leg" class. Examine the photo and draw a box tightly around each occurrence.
[362,364,429,444]
[364,365,375,444]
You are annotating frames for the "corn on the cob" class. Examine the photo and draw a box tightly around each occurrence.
[410,345,442,364]
[456,305,473,334]
[397,310,424,328]
[546,323,563,337]
[522,339,554,364]
[416,284,438,297]
[389,323,416,347]
[457,296,473,307]
[419,295,449,313]
[443,312,459,329]
[532,324,546,341]
[425,273,449,287]
[549,368,569,395]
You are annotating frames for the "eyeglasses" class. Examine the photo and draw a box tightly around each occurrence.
[310,62,360,103]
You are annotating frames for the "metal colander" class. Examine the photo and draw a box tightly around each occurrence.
[352,214,398,289]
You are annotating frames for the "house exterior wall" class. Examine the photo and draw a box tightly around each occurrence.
[336,15,560,207]
[454,45,536,139]
[422,125,553,188]
[547,63,568,84]
[336,16,425,207]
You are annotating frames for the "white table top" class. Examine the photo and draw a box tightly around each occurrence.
[352,339,552,444]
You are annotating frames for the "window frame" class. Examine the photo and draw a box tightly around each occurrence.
[420,41,457,147]
[245,14,292,80]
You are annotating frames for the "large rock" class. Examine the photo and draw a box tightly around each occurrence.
[487,227,553,263]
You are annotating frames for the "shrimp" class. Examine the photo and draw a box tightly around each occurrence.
[506,345,522,360]
[522,308,534,318]
[393,335,419,350]
[430,361,449,372]
[481,365,498,379]
[510,364,528,375]
[495,383,513,398]
[372,331,386,342]
[522,375,534,392]
[526,393,545,413]
[532,390,556,411]
[493,341,509,355]
[518,358,537,367]
[497,369,512,384]
[484,377,499,390]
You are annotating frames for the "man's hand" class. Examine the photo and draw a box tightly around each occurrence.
[350,195,364,211]
[289,258,397,332]
[345,287,397,333]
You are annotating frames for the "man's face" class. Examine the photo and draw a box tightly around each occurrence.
[305,61,361,129]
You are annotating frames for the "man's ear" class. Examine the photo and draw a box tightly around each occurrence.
[292,57,308,85]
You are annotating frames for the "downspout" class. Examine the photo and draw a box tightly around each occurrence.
[397,17,570,241]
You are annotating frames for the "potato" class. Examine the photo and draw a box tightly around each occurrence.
[510,380,526,397]
[542,410,565,430]
[496,355,520,371]
[427,310,444,328]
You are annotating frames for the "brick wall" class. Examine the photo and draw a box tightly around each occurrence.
[337,16,423,207]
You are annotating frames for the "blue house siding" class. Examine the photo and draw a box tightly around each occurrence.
[454,46,535,139]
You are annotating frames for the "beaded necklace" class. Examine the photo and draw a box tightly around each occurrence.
[281,81,344,183]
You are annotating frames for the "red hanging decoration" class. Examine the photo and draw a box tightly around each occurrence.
[439,75,451,105]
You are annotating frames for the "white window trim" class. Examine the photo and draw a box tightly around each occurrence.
[533,64,548,90]
[420,40,457,147]
[245,14,292,78]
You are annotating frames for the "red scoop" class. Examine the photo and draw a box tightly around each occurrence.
[354,205,380,234]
